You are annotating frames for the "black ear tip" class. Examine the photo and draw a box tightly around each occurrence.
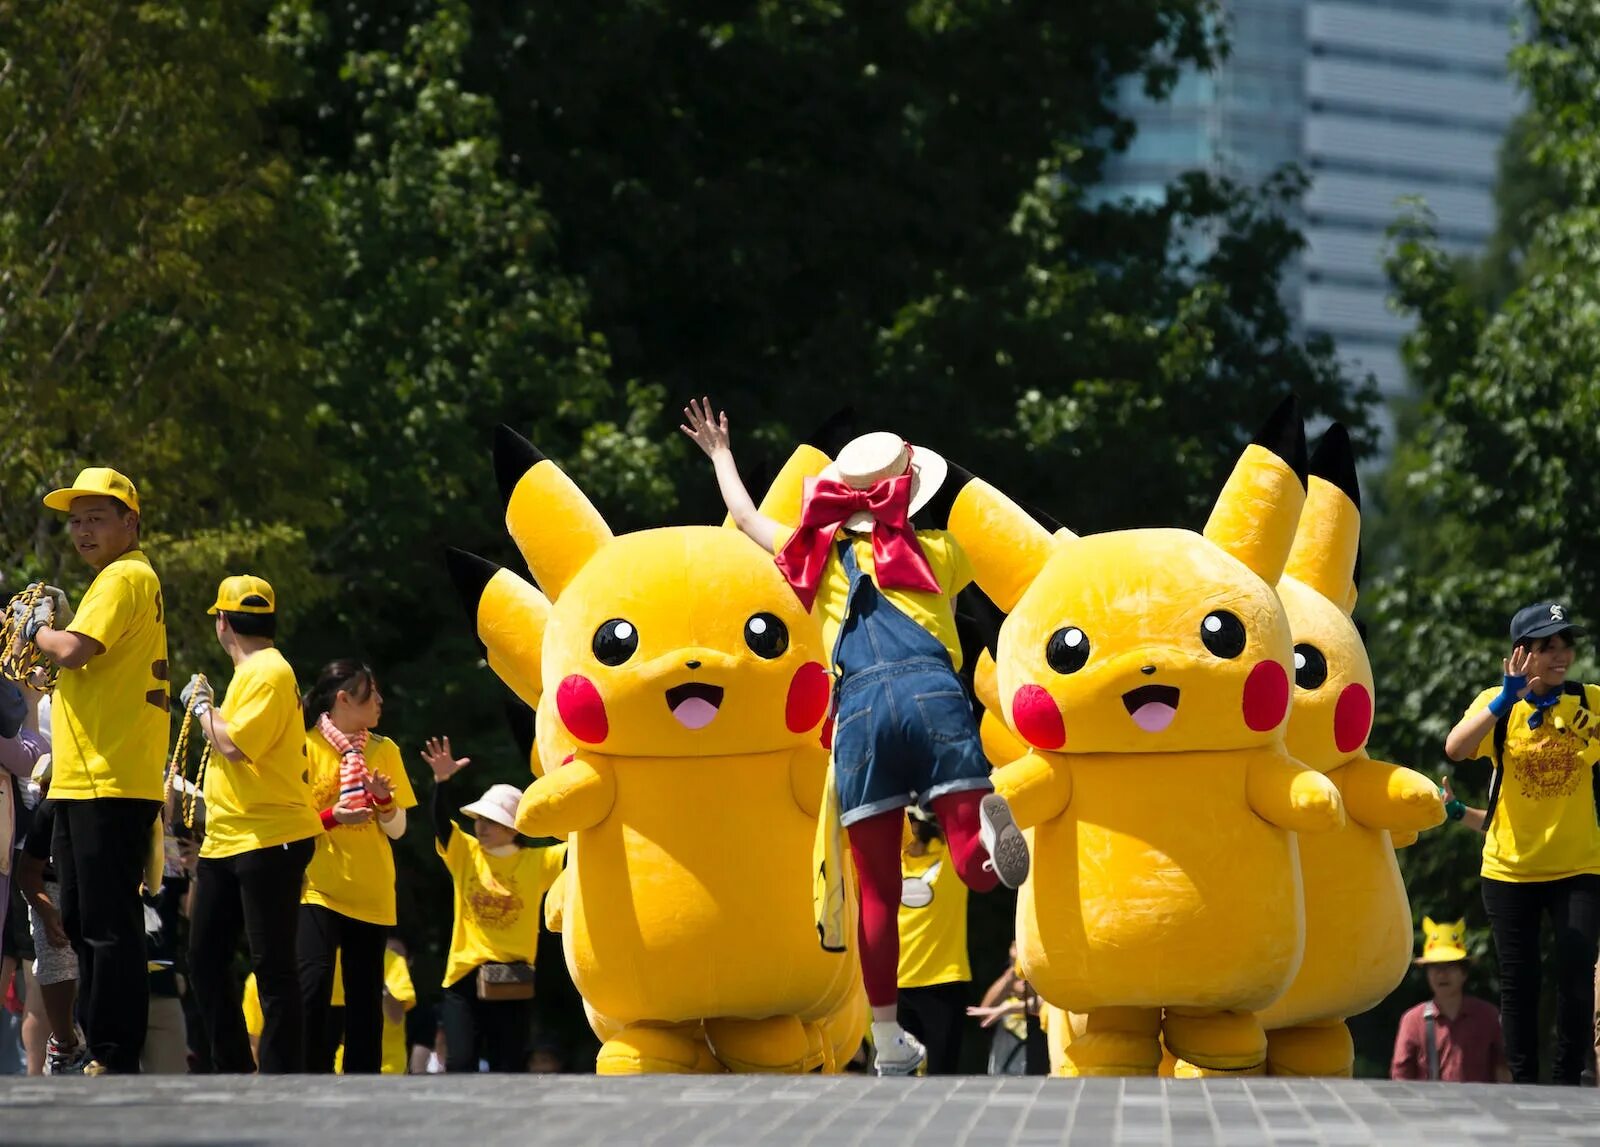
[803,407,857,456]
[493,425,546,505]
[1251,395,1308,487]
[444,547,501,624]
[1309,422,1360,510]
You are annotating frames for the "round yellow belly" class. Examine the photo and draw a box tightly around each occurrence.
[1259,823,1411,1030]
[563,754,852,1026]
[1018,754,1305,1014]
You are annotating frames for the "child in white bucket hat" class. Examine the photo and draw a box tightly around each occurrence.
[422,739,566,1072]
[683,398,1029,1076]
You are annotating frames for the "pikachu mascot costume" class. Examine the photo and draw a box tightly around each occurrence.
[447,427,863,1074]
[1257,424,1444,1075]
[988,398,1346,1076]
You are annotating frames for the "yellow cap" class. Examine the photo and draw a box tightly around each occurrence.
[1415,916,1469,965]
[43,467,141,515]
[208,574,276,616]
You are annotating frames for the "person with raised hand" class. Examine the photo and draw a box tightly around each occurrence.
[1445,601,1600,1085]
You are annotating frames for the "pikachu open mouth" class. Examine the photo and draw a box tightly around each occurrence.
[1122,684,1180,734]
[665,682,725,730]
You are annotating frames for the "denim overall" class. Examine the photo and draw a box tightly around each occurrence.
[829,540,993,826]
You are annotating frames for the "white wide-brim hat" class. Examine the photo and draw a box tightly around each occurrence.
[460,783,524,831]
[818,431,948,533]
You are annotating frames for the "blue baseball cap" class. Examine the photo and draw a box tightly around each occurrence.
[1511,601,1586,647]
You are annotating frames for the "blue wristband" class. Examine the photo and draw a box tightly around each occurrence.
[1444,798,1466,822]
[1487,676,1526,718]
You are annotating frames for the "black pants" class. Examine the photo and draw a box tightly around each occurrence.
[898,980,968,1075]
[189,838,315,1074]
[298,903,387,1074]
[52,797,161,1073]
[440,968,533,1072]
[1482,873,1600,1084]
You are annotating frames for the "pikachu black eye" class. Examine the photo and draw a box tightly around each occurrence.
[1200,611,1246,659]
[1046,627,1090,675]
[1294,644,1329,690]
[592,619,639,666]
[744,613,789,659]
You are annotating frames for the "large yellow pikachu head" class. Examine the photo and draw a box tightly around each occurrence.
[1278,424,1374,774]
[450,428,831,760]
[995,398,1306,754]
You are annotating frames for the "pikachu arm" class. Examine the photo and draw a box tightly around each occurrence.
[544,865,569,933]
[990,751,1072,831]
[514,756,616,837]
[789,743,831,818]
[1334,755,1445,833]
[1245,749,1344,833]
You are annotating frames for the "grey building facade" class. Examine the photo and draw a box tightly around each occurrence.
[1100,0,1521,399]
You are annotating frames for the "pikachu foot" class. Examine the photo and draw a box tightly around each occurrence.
[598,1024,724,1075]
[1054,1006,1163,1077]
[704,1015,812,1073]
[1265,1021,1353,1077]
[1171,1058,1266,1079]
[1162,1009,1266,1073]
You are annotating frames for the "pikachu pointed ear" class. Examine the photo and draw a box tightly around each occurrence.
[1284,423,1361,614]
[446,547,550,709]
[1422,915,1436,933]
[1203,396,1308,584]
[920,463,1061,612]
[495,426,613,599]
[728,443,834,531]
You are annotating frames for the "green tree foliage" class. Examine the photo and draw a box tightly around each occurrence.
[1365,0,1600,1079]
[0,1,330,669]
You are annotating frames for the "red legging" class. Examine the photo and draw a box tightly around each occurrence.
[847,790,998,1008]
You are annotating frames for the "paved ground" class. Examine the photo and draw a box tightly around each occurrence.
[4,1074,1599,1146]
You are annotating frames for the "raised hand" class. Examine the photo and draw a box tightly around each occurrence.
[1505,646,1540,698]
[367,769,395,804]
[679,396,732,459]
[421,736,470,783]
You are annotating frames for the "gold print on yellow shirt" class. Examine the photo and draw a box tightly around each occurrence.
[467,873,524,929]
[1514,734,1585,801]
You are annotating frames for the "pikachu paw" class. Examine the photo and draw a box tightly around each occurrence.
[1289,777,1344,833]
[1389,775,1446,830]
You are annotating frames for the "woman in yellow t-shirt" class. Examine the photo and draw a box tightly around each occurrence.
[896,810,971,1074]
[298,661,417,1074]
[423,737,565,1073]
[1444,601,1600,1085]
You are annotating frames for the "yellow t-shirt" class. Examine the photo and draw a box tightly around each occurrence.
[200,647,320,859]
[897,838,971,989]
[1465,684,1600,882]
[303,730,417,926]
[50,550,170,801]
[772,526,974,671]
[438,830,566,987]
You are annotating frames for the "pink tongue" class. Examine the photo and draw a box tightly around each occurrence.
[1131,703,1176,733]
[672,698,719,730]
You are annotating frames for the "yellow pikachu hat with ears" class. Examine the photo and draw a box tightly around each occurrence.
[447,427,862,1075]
[1416,917,1469,964]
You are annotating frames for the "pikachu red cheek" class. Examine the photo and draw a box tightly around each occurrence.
[1242,660,1290,732]
[1012,684,1066,750]
[557,674,609,744]
[1333,682,1373,753]
[786,661,830,734]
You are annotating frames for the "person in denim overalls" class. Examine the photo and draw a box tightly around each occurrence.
[683,399,1029,1075]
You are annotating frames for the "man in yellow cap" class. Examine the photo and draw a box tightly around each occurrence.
[30,467,168,1075]
[179,574,321,1073]
[1390,917,1508,1082]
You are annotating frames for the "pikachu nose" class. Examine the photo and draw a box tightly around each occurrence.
[1140,665,1157,676]
[685,660,702,670]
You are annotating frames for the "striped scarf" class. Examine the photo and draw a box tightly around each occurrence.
[317,711,371,810]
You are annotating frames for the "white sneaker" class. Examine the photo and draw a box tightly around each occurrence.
[44,1033,88,1076]
[872,1026,927,1077]
[978,792,1029,889]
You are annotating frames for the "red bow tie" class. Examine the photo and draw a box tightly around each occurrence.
[774,472,941,610]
